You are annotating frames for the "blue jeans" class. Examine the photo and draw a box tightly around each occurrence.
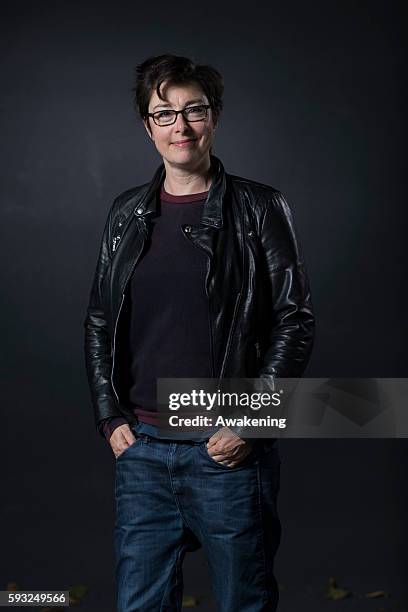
[114,431,281,611]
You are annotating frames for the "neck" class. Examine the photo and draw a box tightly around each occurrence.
[163,155,213,195]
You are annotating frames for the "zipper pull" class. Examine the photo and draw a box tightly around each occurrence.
[255,342,261,360]
[112,235,121,252]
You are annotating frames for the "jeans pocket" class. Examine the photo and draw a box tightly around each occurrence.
[115,436,143,461]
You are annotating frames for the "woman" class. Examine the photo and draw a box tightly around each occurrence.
[84,53,315,611]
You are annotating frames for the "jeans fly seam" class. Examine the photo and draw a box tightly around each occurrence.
[166,444,195,533]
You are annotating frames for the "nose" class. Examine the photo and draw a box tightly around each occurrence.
[174,111,191,131]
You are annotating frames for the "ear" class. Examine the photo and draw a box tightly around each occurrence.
[143,118,154,140]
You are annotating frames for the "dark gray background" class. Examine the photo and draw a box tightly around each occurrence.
[1,1,406,610]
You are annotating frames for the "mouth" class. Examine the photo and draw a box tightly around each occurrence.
[172,138,197,147]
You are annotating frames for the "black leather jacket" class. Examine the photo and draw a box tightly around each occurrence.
[84,155,315,432]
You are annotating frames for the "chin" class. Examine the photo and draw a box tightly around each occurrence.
[168,150,200,164]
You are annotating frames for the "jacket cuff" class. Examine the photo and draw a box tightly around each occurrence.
[98,416,128,441]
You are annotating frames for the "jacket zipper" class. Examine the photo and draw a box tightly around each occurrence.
[218,290,243,379]
[111,292,125,402]
[205,256,215,378]
[182,214,245,380]
[110,217,149,402]
[218,201,246,380]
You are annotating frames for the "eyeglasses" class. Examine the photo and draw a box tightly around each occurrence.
[147,104,211,126]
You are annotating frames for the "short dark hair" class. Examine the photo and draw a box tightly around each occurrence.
[132,54,224,126]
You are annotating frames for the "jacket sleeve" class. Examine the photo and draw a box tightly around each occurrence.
[84,202,124,435]
[258,190,315,380]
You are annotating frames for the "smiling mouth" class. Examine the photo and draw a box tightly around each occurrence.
[172,139,196,146]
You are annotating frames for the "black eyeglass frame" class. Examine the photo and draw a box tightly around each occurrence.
[146,104,212,126]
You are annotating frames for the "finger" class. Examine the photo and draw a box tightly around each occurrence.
[211,458,233,466]
[208,441,244,457]
[114,440,134,459]
[210,449,241,462]
[229,443,246,457]
[116,423,135,440]
[223,447,252,466]
[224,454,246,467]
[208,442,239,458]
[112,430,136,455]
[207,426,234,448]
[207,434,222,448]
[207,444,227,456]
[110,424,131,443]
[123,429,137,445]
[119,439,135,453]
[211,453,229,462]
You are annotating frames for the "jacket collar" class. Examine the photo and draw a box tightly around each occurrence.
[133,154,227,229]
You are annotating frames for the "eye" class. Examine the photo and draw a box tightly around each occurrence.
[185,105,205,115]
[156,110,174,118]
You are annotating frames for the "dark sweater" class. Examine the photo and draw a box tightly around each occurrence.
[100,183,212,441]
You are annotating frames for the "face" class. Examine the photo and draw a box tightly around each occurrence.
[143,80,216,170]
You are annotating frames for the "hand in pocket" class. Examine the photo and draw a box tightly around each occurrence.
[110,424,137,459]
